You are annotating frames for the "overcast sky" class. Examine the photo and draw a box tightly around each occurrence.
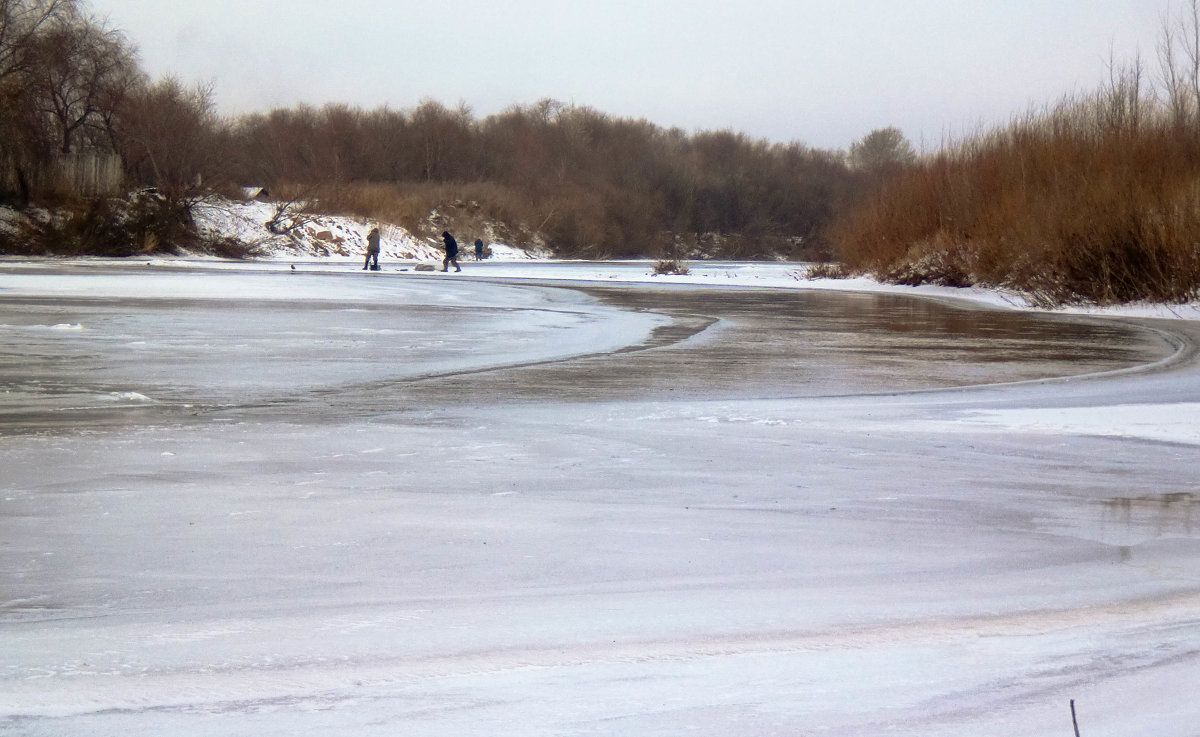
[88,0,1170,151]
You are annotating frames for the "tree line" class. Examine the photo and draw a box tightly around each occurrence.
[227,100,869,257]
[4,0,912,258]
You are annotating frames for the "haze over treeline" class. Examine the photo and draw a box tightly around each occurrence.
[3,0,913,259]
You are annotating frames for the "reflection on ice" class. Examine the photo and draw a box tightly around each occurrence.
[1101,491,1200,544]
[1036,490,1200,555]
[0,268,669,427]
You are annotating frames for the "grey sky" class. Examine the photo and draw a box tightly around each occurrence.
[89,0,1168,150]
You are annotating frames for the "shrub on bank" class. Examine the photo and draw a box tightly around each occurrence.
[652,258,690,275]
[2,191,257,258]
[830,74,1200,305]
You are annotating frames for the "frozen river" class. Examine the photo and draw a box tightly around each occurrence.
[2,261,1199,736]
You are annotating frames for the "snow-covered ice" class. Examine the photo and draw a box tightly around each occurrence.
[1,258,1199,736]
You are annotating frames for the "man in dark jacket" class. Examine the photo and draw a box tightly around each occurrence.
[441,231,461,272]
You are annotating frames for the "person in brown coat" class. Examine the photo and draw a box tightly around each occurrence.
[363,226,381,270]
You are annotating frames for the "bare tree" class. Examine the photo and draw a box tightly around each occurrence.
[1,1,78,200]
[115,77,228,198]
[848,127,916,173]
[1100,46,1145,135]
[410,98,475,181]
[1187,0,1200,125]
[1158,0,1200,127]
[26,6,138,153]
[0,0,70,84]
[359,106,410,181]
[1158,6,1189,125]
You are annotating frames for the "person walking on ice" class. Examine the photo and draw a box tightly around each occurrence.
[363,225,381,270]
[442,231,461,272]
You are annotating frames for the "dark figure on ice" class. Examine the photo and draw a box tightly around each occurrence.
[442,231,461,272]
[363,226,381,270]
[474,238,484,260]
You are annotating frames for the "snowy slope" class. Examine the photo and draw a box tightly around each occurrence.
[190,197,546,262]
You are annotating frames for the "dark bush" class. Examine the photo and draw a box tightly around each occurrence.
[10,190,198,256]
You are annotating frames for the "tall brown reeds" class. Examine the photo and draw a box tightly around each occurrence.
[830,16,1200,305]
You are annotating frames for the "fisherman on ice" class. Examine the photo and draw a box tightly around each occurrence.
[441,231,461,272]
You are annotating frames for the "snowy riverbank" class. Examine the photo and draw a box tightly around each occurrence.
[7,193,1200,322]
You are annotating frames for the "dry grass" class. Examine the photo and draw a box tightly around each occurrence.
[273,180,539,246]
[830,93,1200,305]
[804,261,849,279]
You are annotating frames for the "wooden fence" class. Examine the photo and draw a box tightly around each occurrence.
[52,151,123,196]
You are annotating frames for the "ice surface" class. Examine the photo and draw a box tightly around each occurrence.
[2,260,1199,736]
